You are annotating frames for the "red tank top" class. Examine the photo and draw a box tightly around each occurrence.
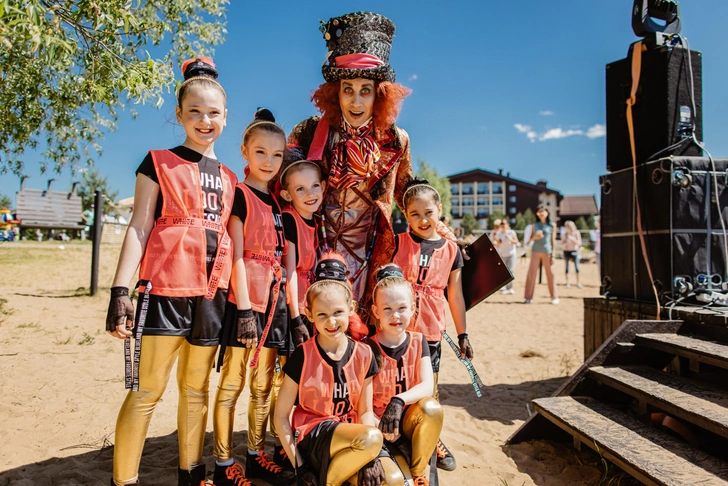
[138,150,236,297]
[292,338,373,440]
[370,332,423,418]
[393,233,458,341]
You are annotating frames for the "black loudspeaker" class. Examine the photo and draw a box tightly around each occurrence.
[606,45,703,172]
[600,156,728,302]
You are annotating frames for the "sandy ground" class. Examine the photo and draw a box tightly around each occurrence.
[0,241,630,486]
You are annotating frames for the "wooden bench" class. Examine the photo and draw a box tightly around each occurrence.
[15,184,85,231]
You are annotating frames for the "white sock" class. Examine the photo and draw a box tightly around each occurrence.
[248,449,259,456]
[216,458,234,467]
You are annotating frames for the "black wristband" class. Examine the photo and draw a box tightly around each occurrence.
[237,308,254,320]
[111,287,129,297]
[458,333,469,340]
[389,396,405,407]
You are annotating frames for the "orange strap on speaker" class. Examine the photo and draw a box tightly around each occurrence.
[626,41,661,319]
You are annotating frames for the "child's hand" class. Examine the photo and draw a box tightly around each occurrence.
[237,309,258,348]
[358,458,385,486]
[291,315,311,347]
[106,287,134,339]
[379,396,405,435]
[458,333,474,359]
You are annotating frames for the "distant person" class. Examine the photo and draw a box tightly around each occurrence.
[489,218,502,242]
[81,204,95,240]
[590,216,601,279]
[562,220,583,289]
[441,214,454,234]
[35,228,43,242]
[495,220,519,294]
[105,58,238,486]
[524,206,558,304]
[454,226,464,240]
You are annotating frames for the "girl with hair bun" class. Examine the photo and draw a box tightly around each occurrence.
[105,57,236,486]
[274,253,404,486]
[211,109,295,486]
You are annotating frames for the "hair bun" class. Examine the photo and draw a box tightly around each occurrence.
[254,107,276,123]
[375,264,404,283]
[181,57,218,80]
[404,177,431,193]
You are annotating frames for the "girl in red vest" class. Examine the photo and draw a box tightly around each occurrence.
[273,255,404,486]
[211,109,296,486]
[391,178,473,472]
[369,264,444,486]
[105,58,237,486]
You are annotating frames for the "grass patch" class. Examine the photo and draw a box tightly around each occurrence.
[0,298,13,324]
[54,336,73,345]
[17,321,39,329]
[77,332,95,346]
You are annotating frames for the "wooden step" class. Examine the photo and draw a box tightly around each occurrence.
[532,396,728,486]
[634,334,728,370]
[589,365,728,439]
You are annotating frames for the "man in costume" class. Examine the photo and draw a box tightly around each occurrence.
[287,11,457,475]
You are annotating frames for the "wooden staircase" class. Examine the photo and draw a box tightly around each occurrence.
[508,320,728,486]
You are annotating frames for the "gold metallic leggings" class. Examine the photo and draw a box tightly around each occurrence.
[213,346,277,459]
[401,397,444,477]
[433,371,440,402]
[323,424,403,486]
[113,336,217,485]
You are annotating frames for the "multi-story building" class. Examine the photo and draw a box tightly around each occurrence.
[448,168,563,229]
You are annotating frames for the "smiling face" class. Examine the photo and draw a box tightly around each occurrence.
[175,85,227,152]
[339,78,376,128]
[280,166,325,219]
[405,195,442,240]
[307,285,354,344]
[372,284,414,343]
[241,131,285,189]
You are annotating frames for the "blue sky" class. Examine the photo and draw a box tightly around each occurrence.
[2,0,728,205]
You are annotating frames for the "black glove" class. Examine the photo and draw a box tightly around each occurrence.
[358,458,385,486]
[458,333,474,359]
[291,315,310,347]
[237,309,258,345]
[106,287,134,332]
[296,462,318,486]
[378,396,405,435]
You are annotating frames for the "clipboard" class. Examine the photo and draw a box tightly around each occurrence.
[461,232,514,310]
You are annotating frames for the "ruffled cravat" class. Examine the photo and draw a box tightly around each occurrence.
[329,118,381,189]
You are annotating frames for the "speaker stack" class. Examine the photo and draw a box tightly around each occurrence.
[599,17,728,303]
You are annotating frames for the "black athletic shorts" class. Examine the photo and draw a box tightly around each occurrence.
[298,420,338,486]
[133,287,228,346]
[221,270,290,352]
[428,341,442,373]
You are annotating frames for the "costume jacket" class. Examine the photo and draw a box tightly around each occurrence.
[393,232,458,341]
[370,331,423,418]
[138,150,236,298]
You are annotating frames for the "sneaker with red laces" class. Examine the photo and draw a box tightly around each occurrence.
[212,462,252,486]
[412,475,430,486]
[274,445,294,473]
[436,439,456,471]
[246,450,295,486]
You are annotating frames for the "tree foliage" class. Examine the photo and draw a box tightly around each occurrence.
[460,212,478,236]
[575,216,589,230]
[77,168,118,216]
[0,193,12,209]
[487,210,506,230]
[523,208,536,225]
[514,212,527,231]
[0,0,228,176]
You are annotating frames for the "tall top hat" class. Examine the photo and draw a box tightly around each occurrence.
[320,11,396,83]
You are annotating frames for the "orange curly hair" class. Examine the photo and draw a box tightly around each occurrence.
[311,80,412,135]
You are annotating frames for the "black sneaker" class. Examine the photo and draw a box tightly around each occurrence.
[179,465,206,486]
[245,450,295,486]
[213,462,251,486]
[274,445,294,473]
[435,439,456,471]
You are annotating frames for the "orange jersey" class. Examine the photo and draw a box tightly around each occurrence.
[283,207,318,309]
[370,332,423,418]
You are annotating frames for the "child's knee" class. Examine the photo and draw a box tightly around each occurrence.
[418,397,444,421]
[352,427,383,452]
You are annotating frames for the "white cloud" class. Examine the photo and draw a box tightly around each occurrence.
[539,110,554,116]
[586,124,606,139]
[408,74,418,81]
[514,122,604,142]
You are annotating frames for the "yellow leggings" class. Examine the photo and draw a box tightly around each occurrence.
[213,346,277,459]
[401,397,443,477]
[113,336,217,485]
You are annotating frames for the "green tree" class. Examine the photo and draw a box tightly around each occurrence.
[0,193,11,209]
[575,216,589,230]
[460,212,478,236]
[77,169,118,216]
[514,212,527,231]
[0,1,228,175]
[587,214,597,229]
[487,210,506,230]
[523,208,536,226]
[415,159,451,219]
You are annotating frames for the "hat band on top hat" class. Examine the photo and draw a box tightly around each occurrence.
[333,53,384,69]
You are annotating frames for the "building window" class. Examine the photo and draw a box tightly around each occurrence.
[509,207,517,215]
[509,195,516,203]
[450,183,460,195]
[477,182,489,195]
[492,196,503,206]
[477,197,488,206]
[509,184,516,192]
[462,183,473,195]
[462,197,474,206]
[492,182,503,194]
[451,209,461,218]
[477,208,489,218]
[463,208,474,215]
[451,196,460,206]
[510,217,516,224]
